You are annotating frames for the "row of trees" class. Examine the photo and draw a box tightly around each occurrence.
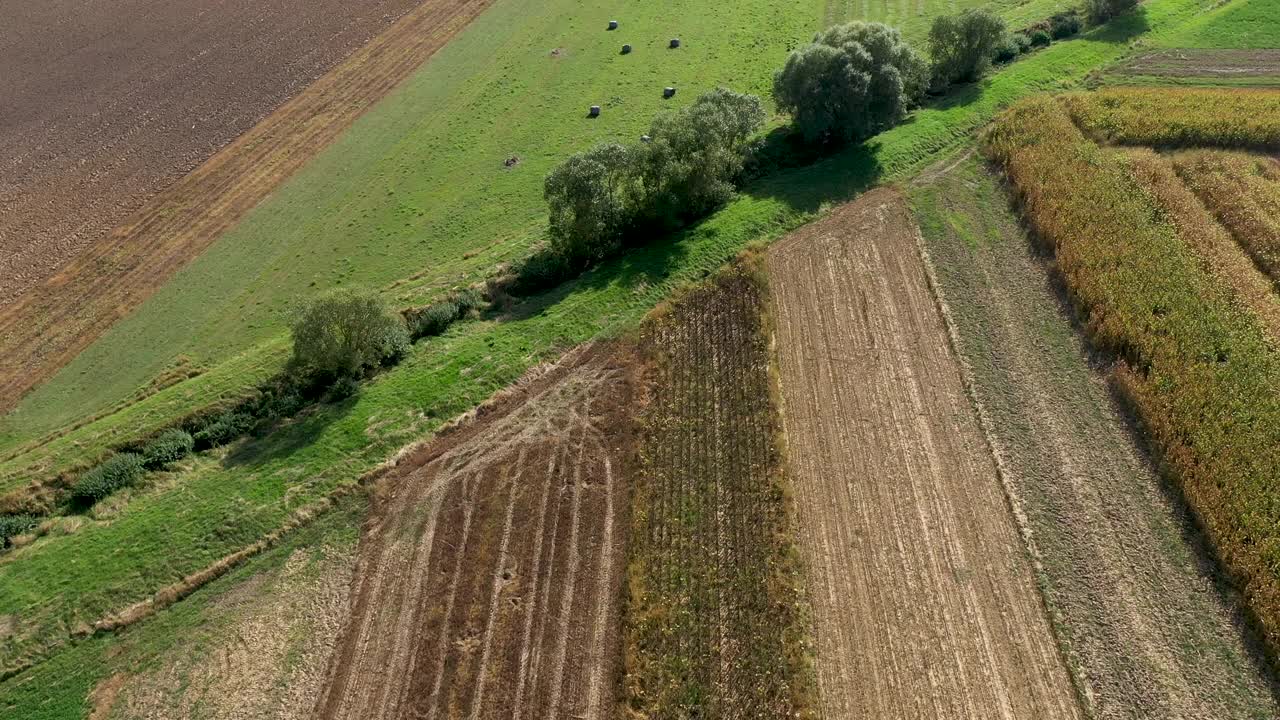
[544,88,766,264]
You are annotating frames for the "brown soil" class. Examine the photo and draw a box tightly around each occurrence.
[1112,49,1280,78]
[314,343,641,720]
[0,0,495,414]
[767,188,1082,719]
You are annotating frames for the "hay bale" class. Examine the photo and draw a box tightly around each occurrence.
[589,105,601,117]
[663,86,676,98]
[608,20,618,30]
[669,38,681,48]
[641,134,652,143]
[621,44,632,54]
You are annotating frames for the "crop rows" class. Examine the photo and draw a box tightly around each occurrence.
[1171,149,1280,286]
[983,92,1280,653]
[623,269,813,719]
[1064,87,1280,150]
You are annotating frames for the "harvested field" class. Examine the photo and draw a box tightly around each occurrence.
[314,343,640,720]
[109,545,357,720]
[911,152,1280,719]
[768,188,1081,720]
[1111,49,1280,78]
[0,0,494,414]
[623,268,815,719]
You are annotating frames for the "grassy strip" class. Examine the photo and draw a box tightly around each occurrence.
[1154,0,1280,49]
[1065,87,1280,149]
[983,93,1280,656]
[0,493,364,720]
[623,263,815,719]
[0,0,1217,677]
[1171,149,1280,286]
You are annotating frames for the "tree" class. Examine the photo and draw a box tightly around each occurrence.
[289,289,409,382]
[637,88,766,222]
[928,8,1007,87]
[1085,0,1138,22]
[772,22,927,146]
[544,143,638,264]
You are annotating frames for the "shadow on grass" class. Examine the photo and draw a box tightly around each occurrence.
[1092,7,1151,44]
[220,395,356,469]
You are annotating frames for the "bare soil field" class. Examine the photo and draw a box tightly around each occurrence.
[768,188,1081,719]
[1112,49,1280,78]
[314,343,640,720]
[0,0,494,413]
[910,153,1280,719]
[622,268,815,719]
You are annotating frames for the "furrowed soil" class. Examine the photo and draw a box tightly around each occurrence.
[768,188,1081,720]
[1112,49,1280,78]
[622,269,815,719]
[910,153,1280,719]
[0,0,493,413]
[314,343,640,720]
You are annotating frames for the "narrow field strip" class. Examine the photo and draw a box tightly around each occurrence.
[314,343,638,720]
[911,153,1280,719]
[0,0,495,415]
[623,267,815,720]
[768,188,1080,719]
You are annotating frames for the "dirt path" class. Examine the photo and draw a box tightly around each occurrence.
[767,188,1081,720]
[0,0,494,414]
[313,344,639,720]
[910,153,1280,719]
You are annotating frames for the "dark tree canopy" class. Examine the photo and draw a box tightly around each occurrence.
[772,22,927,146]
[928,8,1007,86]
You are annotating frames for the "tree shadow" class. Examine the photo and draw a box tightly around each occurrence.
[1091,7,1151,44]
[220,395,356,469]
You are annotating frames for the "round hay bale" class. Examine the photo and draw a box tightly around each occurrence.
[663,86,676,98]
[608,20,618,30]
[641,134,652,143]
[621,44,632,54]
[589,105,601,118]
[669,38,681,48]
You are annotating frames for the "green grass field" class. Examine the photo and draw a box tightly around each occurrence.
[823,0,1077,34]
[0,0,1247,711]
[1156,0,1280,48]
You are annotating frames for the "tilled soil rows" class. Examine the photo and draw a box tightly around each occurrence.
[0,0,494,413]
[314,344,640,720]
[1112,49,1280,78]
[767,189,1081,720]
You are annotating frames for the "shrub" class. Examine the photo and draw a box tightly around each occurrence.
[1028,28,1052,47]
[928,9,1007,87]
[328,375,361,401]
[993,35,1021,63]
[636,88,767,224]
[290,289,410,382]
[507,244,574,297]
[71,453,145,506]
[1085,0,1139,23]
[1049,11,1082,39]
[193,411,255,450]
[411,301,461,339]
[141,428,194,469]
[772,22,927,146]
[0,514,38,547]
[544,143,640,265]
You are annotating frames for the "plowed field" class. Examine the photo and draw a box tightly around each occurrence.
[768,189,1081,719]
[314,343,639,720]
[0,0,493,413]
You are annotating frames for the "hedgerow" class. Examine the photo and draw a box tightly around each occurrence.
[70,453,146,506]
[140,428,194,469]
[983,94,1280,654]
[0,514,38,548]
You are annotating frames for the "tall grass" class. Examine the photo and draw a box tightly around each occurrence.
[983,94,1280,655]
